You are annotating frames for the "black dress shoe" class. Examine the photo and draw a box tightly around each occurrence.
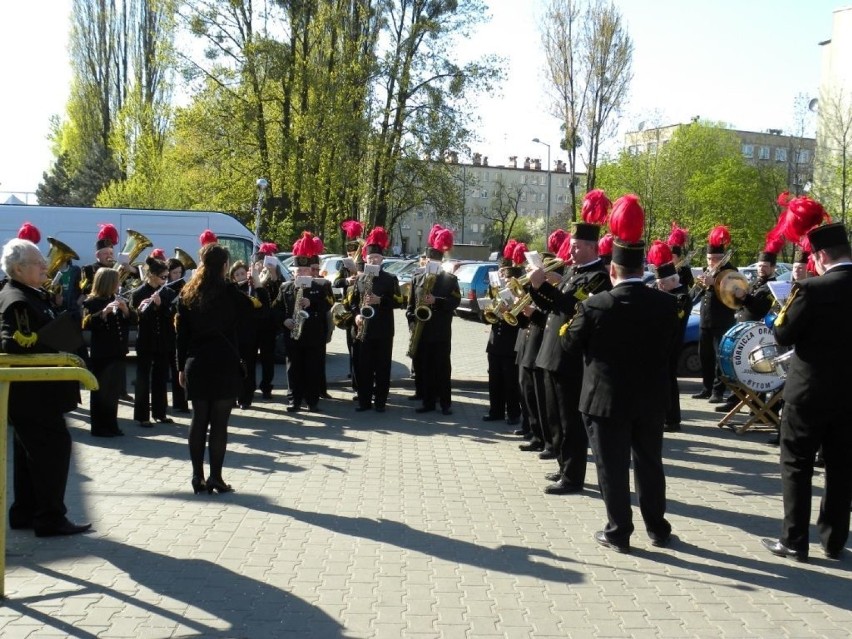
[415,406,435,414]
[286,405,301,413]
[519,442,544,452]
[155,417,175,424]
[538,450,557,460]
[355,405,371,412]
[663,423,681,432]
[594,530,630,554]
[650,533,673,548]
[35,519,92,538]
[441,408,453,416]
[691,389,712,399]
[823,545,842,560]
[544,479,583,495]
[512,428,526,436]
[544,471,562,482]
[707,393,727,404]
[481,415,502,422]
[761,538,807,562]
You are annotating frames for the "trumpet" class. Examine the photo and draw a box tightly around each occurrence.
[506,257,564,296]
[502,293,532,326]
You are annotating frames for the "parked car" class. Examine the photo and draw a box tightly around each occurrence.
[740,262,792,284]
[453,261,499,321]
[395,260,421,306]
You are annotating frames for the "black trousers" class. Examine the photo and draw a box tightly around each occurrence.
[533,367,551,449]
[519,365,544,444]
[584,412,670,546]
[699,327,728,395]
[542,369,587,486]
[420,340,452,409]
[356,337,393,408]
[90,357,124,434]
[665,369,681,426]
[287,337,322,408]
[486,351,521,420]
[9,409,71,530]
[238,334,259,407]
[257,325,277,393]
[169,352,188,411]
[780,402,852,555]
[134,351,169,422]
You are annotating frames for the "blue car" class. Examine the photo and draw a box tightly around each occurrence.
[454,261,499,321]
[679,303,701,377]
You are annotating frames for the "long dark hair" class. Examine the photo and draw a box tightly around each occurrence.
[180,244,229,310]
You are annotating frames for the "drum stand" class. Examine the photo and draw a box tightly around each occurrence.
[716,378,783,435]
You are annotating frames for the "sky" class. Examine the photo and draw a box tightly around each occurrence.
[0,0,845,199]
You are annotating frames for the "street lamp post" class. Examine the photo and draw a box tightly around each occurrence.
[532,138,551,235]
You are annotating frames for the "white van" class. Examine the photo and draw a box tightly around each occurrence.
[0,204,259,268]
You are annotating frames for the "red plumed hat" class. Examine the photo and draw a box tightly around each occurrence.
[502,239,518,260]
[556,233,572,263]
[97,223,119,249]
[311,234,325,255]
[150,248,166,260]
[707,225,731,253]
[511,242,528,266]
[777,196,830,243]
[582,189,611,225]
[598,233,614,256]
[667,222,688,248]
[764,229,786,255]
[432,228,454,253]
[258,242,278,255]
[776,191,792,209]
[647,240,674,269]
[199,229,218,246]
[427,224,444,248]
[292,231,320,257]
[609,194,645,243]
[341,219,364,240]
[547,229,567,254]
[365,226,390,250]
[17,222,41,244]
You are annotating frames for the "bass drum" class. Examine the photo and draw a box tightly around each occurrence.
[718,321,784,392]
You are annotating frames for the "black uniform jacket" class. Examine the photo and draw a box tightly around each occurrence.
[561,281,681,420]
[131,282,178,355]
[774,263,852,407]
[80,261,111,296]
[736,275,776,323]
[531,259,611,374]
[697,263,737,330]
[0,280,78,416]
[275,280,333,342]
[349,269,402,340]
[516,309,546,368]
[81,296,135,359]
[406,270,461,343]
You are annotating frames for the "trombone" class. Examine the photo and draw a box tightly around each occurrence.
[688,249,733,299]
[505,257,564,297]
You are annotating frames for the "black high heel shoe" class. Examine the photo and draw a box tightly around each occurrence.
[206,478,234,494]
[191,476,207,495]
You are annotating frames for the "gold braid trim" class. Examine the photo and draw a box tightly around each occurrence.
[13,330,38,348]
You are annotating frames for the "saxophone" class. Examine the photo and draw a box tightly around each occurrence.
[290,284,310,341]
[406,271,437,358]
[355,271,377,342]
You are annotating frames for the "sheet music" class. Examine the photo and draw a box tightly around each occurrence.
[768,281,792,304]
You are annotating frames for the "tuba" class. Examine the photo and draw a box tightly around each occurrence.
[44,237,80,294]
[114,229,153,285]
[174,247,197,270]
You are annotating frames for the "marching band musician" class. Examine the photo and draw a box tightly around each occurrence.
[690,225,737,404]
[734,234,783,323]
[130,256,178,427]
[668,222,695,290]
[528,190,612,496]
[337,219,365,395]
[598,233,614,269]
[406,225,460,415]
[762,201,852,563]
[350,227,402,413]
[166,257,190,414]
[230,260,270,410]
[407,252,429,403]
[80,224,119,296]
[560,196,680,554]
[0,238,91,537]
[517,236,568,455]
[252,242,281,400]
[275,232,332,413]
[482,240,524,426]
[647,240,691,433]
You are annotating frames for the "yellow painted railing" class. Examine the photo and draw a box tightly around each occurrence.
[0,353,98,598]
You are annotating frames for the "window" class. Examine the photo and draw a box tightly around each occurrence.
[742,144,754,159]
[797,149,810,164]
[556,194,565,203]
[480,189,488,198]
[520,192,527,202]
[775,148,787,162]
[758,146,770,160]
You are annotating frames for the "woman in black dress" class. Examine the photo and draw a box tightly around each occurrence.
[82,268,134,437]
[177,243,253,494]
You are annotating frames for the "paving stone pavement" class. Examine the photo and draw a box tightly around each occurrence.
[2,310,851,638]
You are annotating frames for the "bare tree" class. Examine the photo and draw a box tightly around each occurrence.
[814,87,852,226]
[482,176,527,250]
[540,0,632,221]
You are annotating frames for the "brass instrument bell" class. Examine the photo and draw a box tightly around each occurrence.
[174,247,197,270]
[44,237,80,293]
[715,271,750,310]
